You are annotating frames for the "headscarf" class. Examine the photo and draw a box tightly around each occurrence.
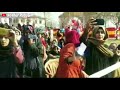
[0,27,10,37]
[87,25,114,57]
[92,25,109,40]
[65,30,80,47]
[60,43,75,59]
[0,28,13,56]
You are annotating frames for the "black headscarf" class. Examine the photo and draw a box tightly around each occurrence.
[0,40,13,57]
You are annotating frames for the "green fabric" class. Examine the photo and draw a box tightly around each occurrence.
[85,26,114,77]
[87,26,114,57]
[23,39,46,78]
[85,45,112,78]
[87,37,114,57]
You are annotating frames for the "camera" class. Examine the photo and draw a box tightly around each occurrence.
[0,28,10,36]
[94,19,104,25]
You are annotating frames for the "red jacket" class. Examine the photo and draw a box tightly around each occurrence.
[56,43,84,78]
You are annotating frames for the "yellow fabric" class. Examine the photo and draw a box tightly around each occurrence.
[45,58,59,78]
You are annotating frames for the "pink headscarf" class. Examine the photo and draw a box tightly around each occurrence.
[65,28,80,47]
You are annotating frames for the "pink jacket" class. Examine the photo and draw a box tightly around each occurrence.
[13,47,24,64]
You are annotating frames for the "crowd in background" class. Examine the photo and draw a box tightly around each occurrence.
[0,17,120,78]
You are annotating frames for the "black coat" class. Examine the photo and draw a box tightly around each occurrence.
[0,45,17,78]
[84,43,112,78]
[23,38,46,78]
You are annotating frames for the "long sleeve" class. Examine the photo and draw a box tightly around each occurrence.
[13,46,24,64]
[80,28,89,45]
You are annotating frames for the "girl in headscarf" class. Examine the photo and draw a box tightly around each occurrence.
[56,20,88,78]
[22,26,46,78]
[48,38,60,59]
[0,28,24,78]
[56,43,88,78]
[80,18,115,78]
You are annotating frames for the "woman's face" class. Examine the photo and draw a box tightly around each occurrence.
[95,28,105,40]
[0,36,10,47]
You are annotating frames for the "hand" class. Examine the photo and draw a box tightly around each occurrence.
[9,29,17,42]
[86,17,97,30]
[81,71,89,78]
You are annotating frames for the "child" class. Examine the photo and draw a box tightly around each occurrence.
[56,43,88,78]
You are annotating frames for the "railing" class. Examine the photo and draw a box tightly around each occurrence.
[89,62,120,78]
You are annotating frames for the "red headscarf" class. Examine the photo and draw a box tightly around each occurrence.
[65,28,80,47]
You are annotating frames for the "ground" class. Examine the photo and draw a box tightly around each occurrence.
[105,39,120,46]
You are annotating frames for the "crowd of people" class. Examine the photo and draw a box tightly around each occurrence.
[0,17,120,78]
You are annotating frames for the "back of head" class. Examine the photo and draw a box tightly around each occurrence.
[60,43,75,58]
[65,30,80,47]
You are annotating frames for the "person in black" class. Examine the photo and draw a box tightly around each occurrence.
[23,25,46,78]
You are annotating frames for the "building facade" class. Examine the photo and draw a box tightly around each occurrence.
[0,12,46,29]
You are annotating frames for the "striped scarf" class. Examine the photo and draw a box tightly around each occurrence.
[87,37,114,57]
